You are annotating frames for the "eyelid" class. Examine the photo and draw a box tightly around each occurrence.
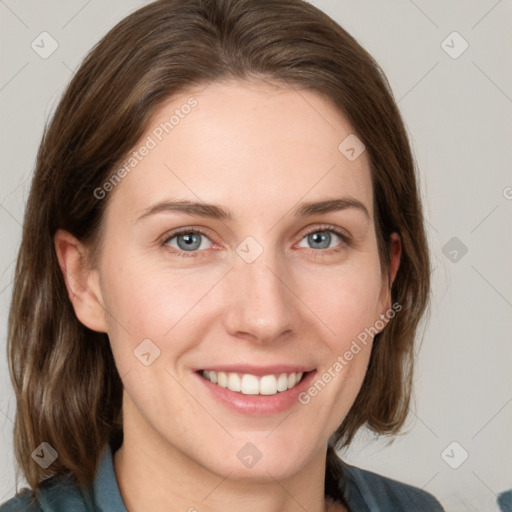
[161,226,216,247]
[299,223,351,241]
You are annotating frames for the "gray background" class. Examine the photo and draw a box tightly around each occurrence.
[1,1,511,511]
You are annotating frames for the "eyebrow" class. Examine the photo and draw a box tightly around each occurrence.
[135,197,370,223]
[295,197,370,220]
[136,199,231,222]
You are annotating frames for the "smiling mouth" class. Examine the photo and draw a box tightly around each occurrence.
[200,370,308,395]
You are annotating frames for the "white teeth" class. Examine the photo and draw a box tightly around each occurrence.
[217,371,228,388]
[228,373,241,392]
[277,373,288,392]
[202,370,305,395]
[259,375,277,395]
[241,374,259,394]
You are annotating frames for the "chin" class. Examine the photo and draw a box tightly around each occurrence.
[200,436,319,482]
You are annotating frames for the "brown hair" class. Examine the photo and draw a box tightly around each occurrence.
[7,0,430,496]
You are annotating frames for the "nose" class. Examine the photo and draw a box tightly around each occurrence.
[223,244,301,345]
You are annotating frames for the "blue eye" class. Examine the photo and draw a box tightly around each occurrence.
[298,228,347,251]
[162,225,349,259]
[164,230,212,255]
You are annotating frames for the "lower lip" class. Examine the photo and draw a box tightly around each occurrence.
[194,370,317,416]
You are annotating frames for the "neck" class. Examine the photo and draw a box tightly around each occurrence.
[114,443,331,512]
[113,399,337,512]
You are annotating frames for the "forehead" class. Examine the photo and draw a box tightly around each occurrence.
[105,79,373,224]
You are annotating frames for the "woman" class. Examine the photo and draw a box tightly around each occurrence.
[1,0,443,510]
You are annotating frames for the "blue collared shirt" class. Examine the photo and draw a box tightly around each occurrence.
[0,444,444,511]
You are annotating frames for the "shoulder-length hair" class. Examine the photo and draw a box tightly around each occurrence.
[8,0,430,495]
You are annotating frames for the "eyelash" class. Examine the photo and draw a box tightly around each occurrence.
[161,224,351,259]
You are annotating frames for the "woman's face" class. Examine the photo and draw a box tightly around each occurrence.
[87,80,399,479]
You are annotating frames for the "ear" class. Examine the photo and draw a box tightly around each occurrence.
[378,232,402,315]
[54,229,108,333]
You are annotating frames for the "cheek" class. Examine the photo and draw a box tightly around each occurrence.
[298,257,384,345]
[99,253,227,357]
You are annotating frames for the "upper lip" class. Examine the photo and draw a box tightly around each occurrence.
[195,365,315,376]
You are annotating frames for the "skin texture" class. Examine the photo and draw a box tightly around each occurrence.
[55,79,401,512]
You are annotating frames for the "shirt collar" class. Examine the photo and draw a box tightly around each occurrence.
[92,444,128,512]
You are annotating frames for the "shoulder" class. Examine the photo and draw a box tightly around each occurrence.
[0,489,41,512]
[342,463,444,511]
[0,492,40,512]
[0,476,92,512]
